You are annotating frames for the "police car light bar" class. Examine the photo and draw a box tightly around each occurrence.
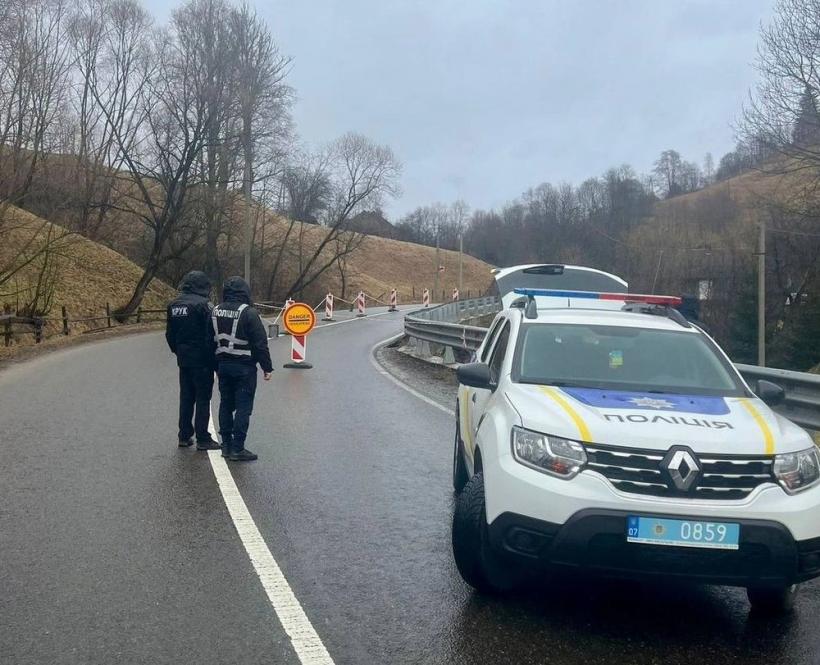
[513,288,682,307]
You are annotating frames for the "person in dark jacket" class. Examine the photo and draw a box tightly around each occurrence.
[212,276,272,462]
[165,270,220,450]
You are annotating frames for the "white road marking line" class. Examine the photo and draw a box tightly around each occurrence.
[369,334,454,416]
[206,413,334,665]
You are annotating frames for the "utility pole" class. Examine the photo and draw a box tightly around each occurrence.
[458,233,463,297]
[757,218,766,367]
[434,230,440,302]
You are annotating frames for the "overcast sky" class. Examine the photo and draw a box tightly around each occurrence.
[147,0,774,219]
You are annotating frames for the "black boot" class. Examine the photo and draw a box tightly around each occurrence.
[178,437,194,447]
[221,438,232,458]
[196,437,220,451]
[229,447,257,462]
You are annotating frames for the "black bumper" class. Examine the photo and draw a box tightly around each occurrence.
[488,509,820,587]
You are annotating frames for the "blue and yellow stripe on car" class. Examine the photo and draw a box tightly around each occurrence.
[738,398,776,455]
[538,386,592,442]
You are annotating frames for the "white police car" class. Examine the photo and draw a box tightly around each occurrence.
[452,288,820,613]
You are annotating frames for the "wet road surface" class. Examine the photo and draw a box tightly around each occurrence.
[2,306,820,664]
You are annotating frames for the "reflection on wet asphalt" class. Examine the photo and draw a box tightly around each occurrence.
[1,309,818,664]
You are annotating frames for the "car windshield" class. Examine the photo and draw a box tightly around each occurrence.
[514,323,746,397]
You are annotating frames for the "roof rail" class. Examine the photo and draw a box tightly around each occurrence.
[512,288,682,307]
[511,288,692,327]
[621,302,692,329]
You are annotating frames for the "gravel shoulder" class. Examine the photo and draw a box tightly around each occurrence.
[374,337,458,411]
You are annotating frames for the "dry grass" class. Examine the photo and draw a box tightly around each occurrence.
[259,215,495,305]
[0,204,174,353]
[653,165,818,227]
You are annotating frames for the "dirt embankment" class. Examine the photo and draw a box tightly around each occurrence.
[1,204,174,358]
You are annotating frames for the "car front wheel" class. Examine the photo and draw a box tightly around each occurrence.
[747,584,799,614]
[452,472,521,594]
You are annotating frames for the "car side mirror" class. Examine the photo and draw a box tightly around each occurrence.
[756,379,785,407]
[457,362,493,390]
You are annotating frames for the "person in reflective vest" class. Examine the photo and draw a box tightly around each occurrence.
[165,270,219,450]
[212,276,273,461]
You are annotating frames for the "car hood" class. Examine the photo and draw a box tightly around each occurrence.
[506,383,812,456]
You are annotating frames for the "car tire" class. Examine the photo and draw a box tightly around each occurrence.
[746,584,799,614]
[452,472,521,594]
[453,403,469,493]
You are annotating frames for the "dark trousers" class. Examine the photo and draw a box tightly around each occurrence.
[217,363,257,450]
[178,366,214,442]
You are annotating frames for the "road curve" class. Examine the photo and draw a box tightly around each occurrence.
[2,306,820,664]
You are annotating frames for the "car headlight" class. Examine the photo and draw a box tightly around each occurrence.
[511,426,587,479]
[774,447,820,494]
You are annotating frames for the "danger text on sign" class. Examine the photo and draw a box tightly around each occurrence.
[283,302,316,336]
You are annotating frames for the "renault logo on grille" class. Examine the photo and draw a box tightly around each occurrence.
[661,447,701,492]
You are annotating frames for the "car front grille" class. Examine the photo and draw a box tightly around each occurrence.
[584,444,775,500]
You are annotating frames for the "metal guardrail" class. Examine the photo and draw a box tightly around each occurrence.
[736,365,820,431]
[404,297,500,358]
[403,297,820,432]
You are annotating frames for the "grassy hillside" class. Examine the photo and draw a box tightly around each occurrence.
[0,204,175,348]
[619,165,820,369]
[258,215,494,306]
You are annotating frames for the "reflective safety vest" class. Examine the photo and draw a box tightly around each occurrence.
[212,303,251,357]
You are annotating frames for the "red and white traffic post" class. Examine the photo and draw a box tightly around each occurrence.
[282,302,316,369]
[291,333,308,363]
[423,288,430,307]
[388,288,398,312]
[452,288,459,301]
[323,293,334,321]
[356,291,366,317]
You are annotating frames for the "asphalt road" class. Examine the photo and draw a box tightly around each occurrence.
[2,305,820,664]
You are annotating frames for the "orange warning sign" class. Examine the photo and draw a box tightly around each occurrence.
[283,302,316,336]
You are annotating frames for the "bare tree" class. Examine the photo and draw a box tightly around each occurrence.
[741,0,820,176]
[177,0,238,283]
[0,0,72,205]
[280,158,332,224]
[283,133,401,297]
[98,8,216,316]
[230,2,292,286]
[0,0,74,315]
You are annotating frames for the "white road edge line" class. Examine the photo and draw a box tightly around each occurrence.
[369,334,454,416]
[206,413,334,665]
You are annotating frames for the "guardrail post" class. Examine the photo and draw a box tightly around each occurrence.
[106,302,111,328]
[3,304,11,347]
[137,306,142,324]
[34,319,43,344]
[61,305,69,335]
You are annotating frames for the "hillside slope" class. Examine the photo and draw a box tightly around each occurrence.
[0,204,175,346]
[259,215,494,305]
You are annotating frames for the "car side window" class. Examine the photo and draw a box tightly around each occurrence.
[480,318,505,363]
[488,323,511,383]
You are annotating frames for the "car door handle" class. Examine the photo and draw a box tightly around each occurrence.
[471,393,477,403]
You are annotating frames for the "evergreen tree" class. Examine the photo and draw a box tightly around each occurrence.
[792,86,820,146]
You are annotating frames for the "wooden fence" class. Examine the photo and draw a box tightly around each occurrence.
[1,303,166,347]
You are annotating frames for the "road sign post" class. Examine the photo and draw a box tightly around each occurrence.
[282,302,316,369]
